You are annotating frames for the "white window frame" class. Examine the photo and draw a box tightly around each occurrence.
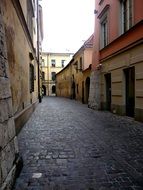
[51,59,56,67]
[100,12,108,49]
[120,0,133,33]
[61,60,65,67]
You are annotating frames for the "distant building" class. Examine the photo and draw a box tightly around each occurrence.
[89,0,143,122]
[56,35,93,103]
[0,0,43,189]
[41,52,74,96]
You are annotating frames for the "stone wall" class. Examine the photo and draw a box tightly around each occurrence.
[2,0,39,132]
[0,2,21,189]
[88,70,101,110]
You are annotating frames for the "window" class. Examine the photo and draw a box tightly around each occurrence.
[52,85,56,94]
[51,59,56,67]
[51,72,56,81]
[98,5,109,49]
[34,61,36,80]
[61,60,65,67]
[80,57,82,70]
[77,84,79,94]
[101,17,108,48]
[121,0,133,33]
[42,71,45,80]
[74,61,78,73]
[42,59,45,66]
[30,64,34,93]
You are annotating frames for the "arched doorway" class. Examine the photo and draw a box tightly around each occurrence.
[71,81,76,99]
[85,77,90,104]
[82,81,84,103]
[42,85,46,96]
[52,85,56,94]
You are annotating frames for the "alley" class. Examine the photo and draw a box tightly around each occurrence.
[14,97,143,190]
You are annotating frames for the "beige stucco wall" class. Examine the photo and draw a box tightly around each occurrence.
[100,43,143,120]
[56,64,72,98]
[73,49,92,103]
[56,48,92,103]
[3,0,38,116]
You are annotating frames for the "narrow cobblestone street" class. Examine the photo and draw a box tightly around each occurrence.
[14,97,143,190]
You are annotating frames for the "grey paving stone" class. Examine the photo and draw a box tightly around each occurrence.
[13,97,143,190]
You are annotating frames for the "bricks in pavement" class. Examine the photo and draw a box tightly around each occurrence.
[13,97,143,190]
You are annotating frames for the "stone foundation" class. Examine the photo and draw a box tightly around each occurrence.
[14,101,38,134]
[88,70,101,110]
[0,2,22,189]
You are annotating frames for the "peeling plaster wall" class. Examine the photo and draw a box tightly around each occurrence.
[3,0,38,121]
[0,1,21,189]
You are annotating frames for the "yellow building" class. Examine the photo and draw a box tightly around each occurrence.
[41,52,73,96]
[56,59,74,98]
[56,35,93,104]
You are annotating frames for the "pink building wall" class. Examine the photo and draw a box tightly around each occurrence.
[92,0,143,69]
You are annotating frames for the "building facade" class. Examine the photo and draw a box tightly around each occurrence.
[56,59,74,98]
[56,35,93,104]
[0,0,43,189]
[89,0,143,121]
[41,52,73,96]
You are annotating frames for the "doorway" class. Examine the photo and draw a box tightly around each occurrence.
[105,73,111,111]
[72,82,76,99]
[42,85,46,96]
[124,67,135,117]
[85,77,90,104]
[52,85,56,94]
[82,81,84,103]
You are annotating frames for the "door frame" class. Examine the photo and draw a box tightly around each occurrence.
[105,73,111,111]
[124,67,135,117]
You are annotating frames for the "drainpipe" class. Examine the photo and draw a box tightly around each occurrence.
[37,0,42,102]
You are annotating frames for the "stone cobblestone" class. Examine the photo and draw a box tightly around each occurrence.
[13,97,143,190]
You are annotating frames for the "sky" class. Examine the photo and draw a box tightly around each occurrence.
[40,0,95,53]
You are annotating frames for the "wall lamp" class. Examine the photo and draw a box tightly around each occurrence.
[96,63,102,70]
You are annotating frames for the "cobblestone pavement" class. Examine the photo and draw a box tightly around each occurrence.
[13,97,143,190]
